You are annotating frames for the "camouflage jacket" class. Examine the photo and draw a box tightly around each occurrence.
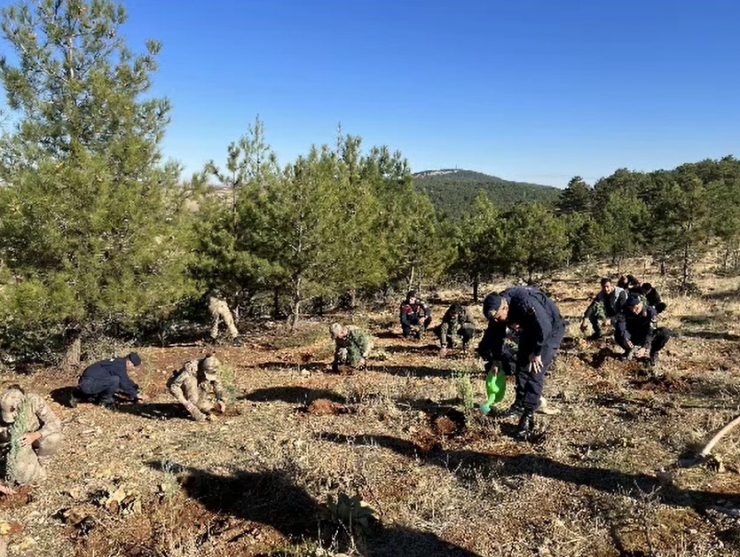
[335,326,374,359]
[168,359,225,402]
[0,393,62,445]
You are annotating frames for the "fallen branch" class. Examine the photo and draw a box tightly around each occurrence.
[675,414,740,468]
[700,414,740,458]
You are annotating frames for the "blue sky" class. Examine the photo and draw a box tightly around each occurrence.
[5,0,740,187]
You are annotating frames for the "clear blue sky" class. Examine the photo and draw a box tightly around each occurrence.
[7,0,740,187]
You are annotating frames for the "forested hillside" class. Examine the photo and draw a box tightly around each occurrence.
[412,169,560,217]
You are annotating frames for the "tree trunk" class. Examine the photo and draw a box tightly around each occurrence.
[472,274,480,303]
[61,337,82,372]
[682,242,690,290]
[272,288,281,319]
[407,264,415,292]
[349,289,357,310]
[290,276,302,331]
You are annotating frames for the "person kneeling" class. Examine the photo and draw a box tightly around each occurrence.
[168,356,227,422]
[330,323,374,373]
[615,294,671,369]
[0,386,63,494]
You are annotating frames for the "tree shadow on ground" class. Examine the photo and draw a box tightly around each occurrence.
[112,402,191,421]
[678,331,740,341]
[372,365,470,379]
[49,386,77,407]
[395,397,461,413]
[256,362,328,373]
[146,462,483,557]
[240,386,346,404]
[317,432,740,512]
[382,343,440,355]
[373,331,402,340]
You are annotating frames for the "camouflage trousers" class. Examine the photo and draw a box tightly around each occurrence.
[584,301,619,336]
[167,374,215,421]
[334,345,363,367]
[6,432,62,485]
[210,304,239,340]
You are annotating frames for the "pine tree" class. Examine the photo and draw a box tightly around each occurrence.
[0,0,193,360]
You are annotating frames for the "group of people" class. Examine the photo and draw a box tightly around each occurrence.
[1,275,671,494]
[330,276,671,441]
[0,351,229,494]
[579,275,671,367]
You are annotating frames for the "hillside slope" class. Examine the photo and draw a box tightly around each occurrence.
[413,169,561,217]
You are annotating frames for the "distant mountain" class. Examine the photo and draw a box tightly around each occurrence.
[412,169,560,217]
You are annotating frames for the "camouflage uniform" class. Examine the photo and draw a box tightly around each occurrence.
[582,286,627,337]
[167,356,226,422]
[435,304,475,349]
[0,389,62,485]
[331,324,374,371]
[208,295,239,341]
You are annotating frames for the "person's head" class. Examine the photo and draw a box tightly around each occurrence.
[626,274,640,287]
[483,293,509,323]
[200,356,221,380]
[0,385,25,424]
[600,278,614,295]
[617,275,629,288]
[624,293,643,314]
[642,282,653,293]
[406,290,417,304]
[125,352,142,371]
[330,323,348,340]
[449,302,462,318]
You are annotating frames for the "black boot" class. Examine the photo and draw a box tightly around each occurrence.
[515,410,535,441]
[499,400,524,419]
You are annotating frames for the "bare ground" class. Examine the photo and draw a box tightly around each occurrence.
[1,270,740,556]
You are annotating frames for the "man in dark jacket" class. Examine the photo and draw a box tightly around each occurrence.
[399,291,432,339]
[72,352,149,408]
[615,294,671,369]
[580,277,627,340]
[478,286,566,440]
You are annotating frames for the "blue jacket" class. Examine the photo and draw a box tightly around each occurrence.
[80,357,139,399]
[478,287,565,360]
[616,304,658,346]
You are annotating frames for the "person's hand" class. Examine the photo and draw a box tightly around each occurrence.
[20,431,42,447]
[136,394,150,403]
[625,340,634,350]
[216,400,226,413]
[0,483,16,496]
[528,354,543,374]
[579,320,587,333]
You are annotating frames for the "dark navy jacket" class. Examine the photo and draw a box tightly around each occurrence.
[478,287,565,361]
[399,299,430,326]
[80,357,139,399]
[615,304,658,346]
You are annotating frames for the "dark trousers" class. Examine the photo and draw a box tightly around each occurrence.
[654,302,667,314]
[615,328,671,355]
[79,375,120,404]
[515,325,565,411]
[402,316,432,337]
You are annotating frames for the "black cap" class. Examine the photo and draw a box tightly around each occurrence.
[624,294,641,308]
[483,293,503,319]
[127,352,142,366]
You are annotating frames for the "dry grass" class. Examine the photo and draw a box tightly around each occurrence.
[2,261,740,556]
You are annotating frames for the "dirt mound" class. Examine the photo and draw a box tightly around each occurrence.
[631,374,690,393]
[306,398,346,415]
[431,408,467,437]
[0,485,32,510]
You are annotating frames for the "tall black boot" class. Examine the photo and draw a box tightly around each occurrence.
[515,409,535,441]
